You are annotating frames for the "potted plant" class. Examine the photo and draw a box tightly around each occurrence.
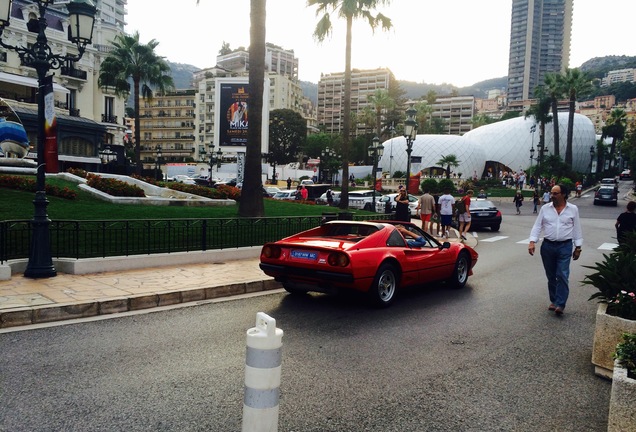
[607,333,636,432]
[583,231,636,379]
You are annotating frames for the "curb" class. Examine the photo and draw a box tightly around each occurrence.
[0,279,282,329]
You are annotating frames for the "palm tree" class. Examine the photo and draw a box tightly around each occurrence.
[543,72,563,158]
[367,89,395,139]
[309,0,392,209]
[197,0,266,217]
[524,86,552,168]
[602,108,627,171]
[560,68,591,166]
[437,154,460,179]
[98,32,173,175]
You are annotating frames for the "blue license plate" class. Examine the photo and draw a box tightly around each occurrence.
[291,250,317,260]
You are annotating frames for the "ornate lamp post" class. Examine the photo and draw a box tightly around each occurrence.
[320,147,335,184]
[367,136,384,212]
[403,105,418,194]
[155,145,162,180]
[0,0,96,278]
[530,124,536,167]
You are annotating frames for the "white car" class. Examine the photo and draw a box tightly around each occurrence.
[173,175,196,185]
[375,193,419,216]
[265,186,282,197]
[272,190,298,200]
[348,190,384,210]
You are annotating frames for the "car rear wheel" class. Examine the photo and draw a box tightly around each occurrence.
[369,263,399,307]
[448,252,470,289]
[491,224,500,232]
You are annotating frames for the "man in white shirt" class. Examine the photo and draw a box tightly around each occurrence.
[438,188,455,239]
[528,184,583,315]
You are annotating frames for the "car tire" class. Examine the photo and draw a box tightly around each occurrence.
[491,224,500,232]
[368,263,399,308]
[448,251,470,289]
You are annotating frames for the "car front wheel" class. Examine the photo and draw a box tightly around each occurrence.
[369,263,399,307]
[448,252,470,289]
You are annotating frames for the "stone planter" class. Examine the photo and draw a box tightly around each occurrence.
[592,303,636,379]
[607,360,636,432]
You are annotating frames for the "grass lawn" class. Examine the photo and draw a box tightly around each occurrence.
[0,176,362,221]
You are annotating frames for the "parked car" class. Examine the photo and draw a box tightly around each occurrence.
[173,175,196,185]
[259,220,478,307]
[600,177,619,191]
[272,190,298,200]
[316,191,341,206]
[468,199,502,231]
[374,193,419,216]
[300,179,314,186]
[593,186,618,206]
[214,178,237,187]
[619,169,631,180]
[348,189,384,210]
[265,186,282,197]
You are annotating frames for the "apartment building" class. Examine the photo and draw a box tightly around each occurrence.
[431,96,476,135]
[0,0,128,171]
[601,69,636,87]
[216,43,299,81]
[317,68,393,136]
[138,90,197,166]
[507,0,573,101]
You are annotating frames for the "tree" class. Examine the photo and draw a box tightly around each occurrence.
[98,32,174,175]
[561,68,592,166]
[268,109,307,165]
[437,154,460,179]
[219,41,232,55]
[309,0,392,209]
[602,108,627,170]
[524,86,552,167]
[367,89,395,138]
[543,72,563,158]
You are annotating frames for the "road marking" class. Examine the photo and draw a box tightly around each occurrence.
[480,236,508,243]
[471,231,478,238]
[598,243,617,250]
[517,238,532,244]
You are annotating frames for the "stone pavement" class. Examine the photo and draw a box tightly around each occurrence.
[0,224,476,330]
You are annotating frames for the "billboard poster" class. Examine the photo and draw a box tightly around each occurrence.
[43,75,59,173]
[218,83,249,146]
[237,152,245,184]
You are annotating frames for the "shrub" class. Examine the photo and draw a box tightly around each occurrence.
[438,178,456,193]
[66,168,88,178]
[420,178,439,194]
[0,174,77,200]
[85,174,145,197]
[614,333,636,378]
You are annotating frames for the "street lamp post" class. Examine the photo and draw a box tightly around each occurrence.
[530,146,535,167]
[530,124,536,167]
[320,147,335,184]
[367,136,384,213]
[0,0,96,278]
[155,145,162,180]
[589,145,596,176]
[403,105,418,195]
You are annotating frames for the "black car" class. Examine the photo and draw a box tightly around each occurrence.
[469,199,502,231]
[593,186,618,206]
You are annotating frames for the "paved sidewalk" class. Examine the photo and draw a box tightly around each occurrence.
[0,226,476,330]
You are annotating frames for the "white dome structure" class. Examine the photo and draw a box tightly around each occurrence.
[378,113,596,178]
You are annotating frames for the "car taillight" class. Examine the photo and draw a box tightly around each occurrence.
[496,210,502,217]
[327,252,350,267]
[262,245,281,259]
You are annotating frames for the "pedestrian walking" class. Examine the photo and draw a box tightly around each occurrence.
[416,188,436,234]
[528,184,583,316]
[438,188,455,239]
[615,201,636,245]
[542,189,551,205]
[286,177,292,190]
[513,190,524,215]
[457,189,473,241]
[532,189,540,214]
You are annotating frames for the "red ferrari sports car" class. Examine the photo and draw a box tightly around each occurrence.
[259,220,478,307]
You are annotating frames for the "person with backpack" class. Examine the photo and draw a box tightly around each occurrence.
[457,190,473,241]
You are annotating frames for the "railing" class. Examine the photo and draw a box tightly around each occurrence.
[0,214,390,263]
[61,66,87,80]
[101,114,118,124]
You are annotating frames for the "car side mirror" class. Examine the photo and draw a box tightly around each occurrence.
[441,242,451,249]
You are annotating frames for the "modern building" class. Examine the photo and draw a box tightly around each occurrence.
[0,0,128,172]
[317,68,393,136]
[138,89,197,167]
[216,43,299,81]
[601,68,636,87]
[378,113,596,178]
[507,0,573,101]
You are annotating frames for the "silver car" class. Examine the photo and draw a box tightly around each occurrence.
[348,190,384,210]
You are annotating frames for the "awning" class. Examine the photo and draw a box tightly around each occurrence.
[0,72,70,94]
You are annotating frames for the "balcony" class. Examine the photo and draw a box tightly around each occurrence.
[102,114,118,124]
[61,66,87,80]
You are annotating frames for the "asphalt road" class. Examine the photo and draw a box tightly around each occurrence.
[0,181,629,432]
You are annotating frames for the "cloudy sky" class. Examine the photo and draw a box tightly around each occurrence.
[125,0,636,87]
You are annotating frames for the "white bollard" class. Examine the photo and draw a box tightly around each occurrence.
[242,312,284,432]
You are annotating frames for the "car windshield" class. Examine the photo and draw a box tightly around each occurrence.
[470,199,497,209]
[319,223,380,240]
